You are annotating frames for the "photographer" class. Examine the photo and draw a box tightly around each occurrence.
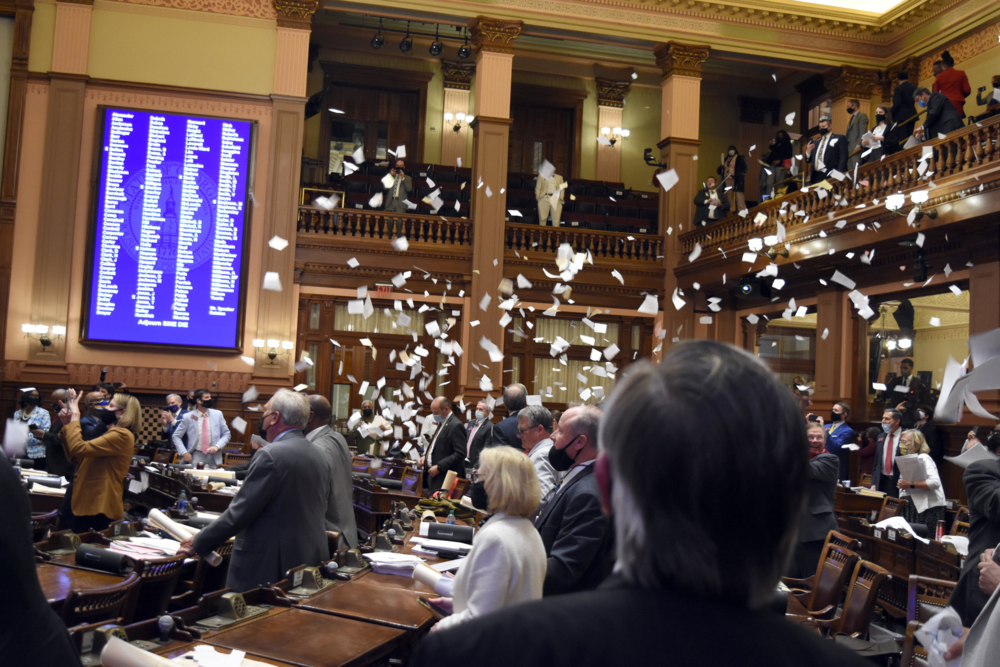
[384,158,413,213]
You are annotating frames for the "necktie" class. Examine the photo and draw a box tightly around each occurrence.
[201,413,211,455]
[465,423,479,457]
[393,176,401,199]
[884,434,894,475]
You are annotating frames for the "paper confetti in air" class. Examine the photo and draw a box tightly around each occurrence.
[637,294,659,315]
[242,386,259,403]
[347,257,359,268]
[231,416,247,434]
[262,271,282,292]
[268,236,289,251]
[240,356,255,366]
[688,243,702,263]
[655,169,679,192]
[671,288,686,311]
[392,236,409,252]
[611,270,624,285]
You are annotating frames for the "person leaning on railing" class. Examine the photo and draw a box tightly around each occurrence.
[972,75,1000,123]
[912,87,964,143]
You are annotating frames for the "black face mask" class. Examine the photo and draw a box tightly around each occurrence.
[818,128,829,136]
[875,113,885,122]
[471,481,489,511]
[548,437,582,472]
[363,408,373,418]
[99,408,119,425]
[20,395,40,408]
[168,404,180,414]
[200,399,214,409]
[831,411,842,423]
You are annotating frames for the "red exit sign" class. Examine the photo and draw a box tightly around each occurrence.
[376,284,392,296]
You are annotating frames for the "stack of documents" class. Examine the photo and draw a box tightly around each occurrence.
[362,552,424,576]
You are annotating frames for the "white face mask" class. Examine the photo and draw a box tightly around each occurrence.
[475,411,486,421]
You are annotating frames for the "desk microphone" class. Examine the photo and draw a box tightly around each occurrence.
[387,529,396,540]
[157,615,175,643]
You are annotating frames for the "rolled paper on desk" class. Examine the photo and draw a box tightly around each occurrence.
[101,636,177,667]
[412,562,454,597]
[147,509,223,567]
[76,544,134,574]
[26,475,63,488]
[441,470,458,495]
[420,510,438,522]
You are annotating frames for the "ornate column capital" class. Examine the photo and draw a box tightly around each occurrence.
[442,60,476,90]
[469,16,522,55]
[823,65,881,102]
[653,42,710,79]
[596,78,630,108]
[273,0,318,29]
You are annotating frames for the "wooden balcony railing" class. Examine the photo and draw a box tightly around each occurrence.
[297,207,473,246]
[678,114,1000,256]
[506,223,662,262]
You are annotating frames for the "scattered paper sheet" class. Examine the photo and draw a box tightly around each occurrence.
[268,236,289,251]
[638,294,658,315]
[655,169,679,192]
[262,272,282,292]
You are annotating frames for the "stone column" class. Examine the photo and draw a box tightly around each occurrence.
[823,65,881,136]
[654,42,708,351]
[595,78,629,182]
[464,17,521,401]
[812,289,852,413]
[441,60,475,168]
[968,227,1000,417]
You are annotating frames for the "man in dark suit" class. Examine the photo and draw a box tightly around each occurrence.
[916,405,943,467]
[845,98,869,171]
[692,175,730,227]
[805,116,848,184]
[534,405,613,596]
[419,396,466,494]
[885,357,915,397]
[891,70,918,150]
[410,341,868,667]
[306,394,359,549]
[789,424,839,578]
[872,409,904,497]
[465,401,494,468]
[180,389,331,593]
[492,383,527,448]
[914,87,964,141]
[948,431,1000,627]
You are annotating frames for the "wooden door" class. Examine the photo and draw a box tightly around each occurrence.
[509,105,575,176]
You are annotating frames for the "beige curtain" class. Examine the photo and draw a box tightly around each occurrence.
[534,358,615,405]
[333,304,425,334]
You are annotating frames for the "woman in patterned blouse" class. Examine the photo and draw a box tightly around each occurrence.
[14,389,51,469]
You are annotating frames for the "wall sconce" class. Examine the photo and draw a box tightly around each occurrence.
[885,190,936,227]
[443,112,473,133]
[253,338,294,364]
[600,126,630,146]
[748,236,789,260]
[22,324,65,348]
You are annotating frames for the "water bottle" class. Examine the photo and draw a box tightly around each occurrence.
[446,510,456,525]
[177,490,189,512]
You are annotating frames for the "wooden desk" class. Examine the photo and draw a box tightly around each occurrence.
[355,570,435,594]
[296,579,434,632]
[161,645,293,666]
[30,491,65,514]
[160,608,404,667]
[36,562,124,610]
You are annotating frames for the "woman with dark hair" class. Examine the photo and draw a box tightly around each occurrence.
[863,105,892,162]
[764,130,793,194]
[717,145,747,213]
[933,50,971,118]
[13,389,50,470]
[858,426,882,478]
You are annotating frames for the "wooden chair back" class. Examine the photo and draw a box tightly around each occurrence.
[125,555,186,623]
[352,456,371,475]
[952,506,970,528]
[400,468,421,494]
[450,478,471,499]
[61,572,140,628]
[826,530,862,553]
[878,496,906,522]
[152,448,175,464]
[32,510,60,542]
[835,561,889,636]
[806,545,860,614]
[907,575,957,624]
[169,541,233,611]
[860,473,873,488]
[223,451,251,466]
[900,621,930,667]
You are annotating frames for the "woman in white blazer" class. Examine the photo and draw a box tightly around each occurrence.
[897,429,947,533]
[431,446,547,631]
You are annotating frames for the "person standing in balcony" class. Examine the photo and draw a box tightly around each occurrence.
[383,158,413,213]
[535,170,565,227]
[933,51,971,119]
[716,145,747,213]
[845,99,869,171]
[890,70,918,150]
[973,75,1000,122]
[862,106,891,164]
[804,116,847,184]
[693,175,730,226]
[913,88,964,142]
[763,130,793,195]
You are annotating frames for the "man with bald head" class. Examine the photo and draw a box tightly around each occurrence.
[305,394,358,548]
[418,396,466,494]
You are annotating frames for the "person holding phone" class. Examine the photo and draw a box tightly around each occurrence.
[14,389,50,469]
[428,445,546,631]
[384,159,412,213]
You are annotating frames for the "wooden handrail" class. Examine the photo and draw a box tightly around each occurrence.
[506,222,662,262]
[297,206,473,246]
[679,114,1000,256]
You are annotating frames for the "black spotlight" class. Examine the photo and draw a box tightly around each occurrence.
[457,28,471,59]
[371,18,385,49]
[399,22,412,53]
[429,25,443,56]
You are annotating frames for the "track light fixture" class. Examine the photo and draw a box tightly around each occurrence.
[371,18,385,49]
[399,21,412,53]
[457,28,471,59]
[429,25,443,56]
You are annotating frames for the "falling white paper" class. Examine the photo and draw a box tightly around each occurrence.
[231,416,247,434]
[539,160,556,181]
[688,243,702,263]
[262,272,282,292]
[268,236,289,251]
[830,270,856,290]
[671,288,686,311]
[611,269,624,285]
[655,169,679,192]
[347,257,360,268]
[638,294,659,315]
[392,236,409,252]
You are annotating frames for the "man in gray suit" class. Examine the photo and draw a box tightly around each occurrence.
[845,98,869,171]
[383,158,413,213]
[306,394,358,549]
[179,389,330,593]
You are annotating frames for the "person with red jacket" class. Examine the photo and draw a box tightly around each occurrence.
[857,426,882,478]
[933,51,971,118]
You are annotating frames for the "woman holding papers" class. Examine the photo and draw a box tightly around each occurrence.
[861,106,891,164]
[896,430,947,533]
[429,446,546,631]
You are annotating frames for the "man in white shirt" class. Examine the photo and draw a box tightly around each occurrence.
[872,409,903,496]
[172,389,231,469]
[804,116,847,184]
[348,399,393,456]
[517,405,560,499]
[465,401,494,469]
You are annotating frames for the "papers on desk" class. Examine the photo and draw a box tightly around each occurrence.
[362,552,424,576]
[895,454,928,483]
[178,645,275,667]
[874,516,930,544]
[430,559,465,573]
[940,535,969,557]
[409,536,473,554]
[31,483,67,496]
[107,536,181,559]
[944,443,995,469]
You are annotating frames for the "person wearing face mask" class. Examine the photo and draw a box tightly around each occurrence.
[844,98,869,171]
[716,145,747,213]
[14,389,50,470]
[912,87,963,142]
[820,402,854,481]
[428,445,546,631]
[178,389,330,593]
[383,159,413,213]
[57,390,139,533]
[973,74,1000,122]
[804,116,848,184]
[418,396,467,494]
[861,105,891,163]
[895,430,946,535]
[692,175,730,227]
[347,399,393,456]
[465,401,494,469]
[787,424,839,579]
[517,405,561,499]
[172,388,230,469]
[872,409,904,497]
[532,405,613,596]
[914,404,943,468]
[159,394,187,442]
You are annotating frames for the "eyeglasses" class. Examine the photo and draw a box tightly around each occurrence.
[516,425,537,436]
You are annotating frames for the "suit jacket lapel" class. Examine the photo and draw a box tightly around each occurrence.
[536,465,595,527]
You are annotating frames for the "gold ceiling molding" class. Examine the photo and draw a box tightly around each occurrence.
[85,87,273,118]
[824,64,882,101]
[105,0,278,20]
[441,60,476,90]
[596,77,631,106]
[274,0,318,28]
[470,16,523,54]
[654,41,711,78]
[918,19,1000,80]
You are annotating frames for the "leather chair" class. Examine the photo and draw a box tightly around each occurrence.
[811,561,889,638]
[782,531,861,590]
[125,555,186,623]
[32,509,60,542]
[782,544,859,618]
[61,572,141,628]
[223,452,251,466]
[951,506,970,536]
[170,541,234,611]
[860,473,873,488]
[907,575,957,624]
[900,620,930,667]
[400,468,421,495]
[877,496,906,522]
[153,448,175,464]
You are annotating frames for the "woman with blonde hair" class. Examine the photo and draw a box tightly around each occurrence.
[429,445,547,630]
[897,429,947,533]
[58,389,140,533]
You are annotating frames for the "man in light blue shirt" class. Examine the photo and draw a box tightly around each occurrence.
[518,405,561,499]
[172,388,231,468]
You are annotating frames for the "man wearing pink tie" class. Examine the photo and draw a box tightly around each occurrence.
[872,409,903,497]
[172,389,231,469]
